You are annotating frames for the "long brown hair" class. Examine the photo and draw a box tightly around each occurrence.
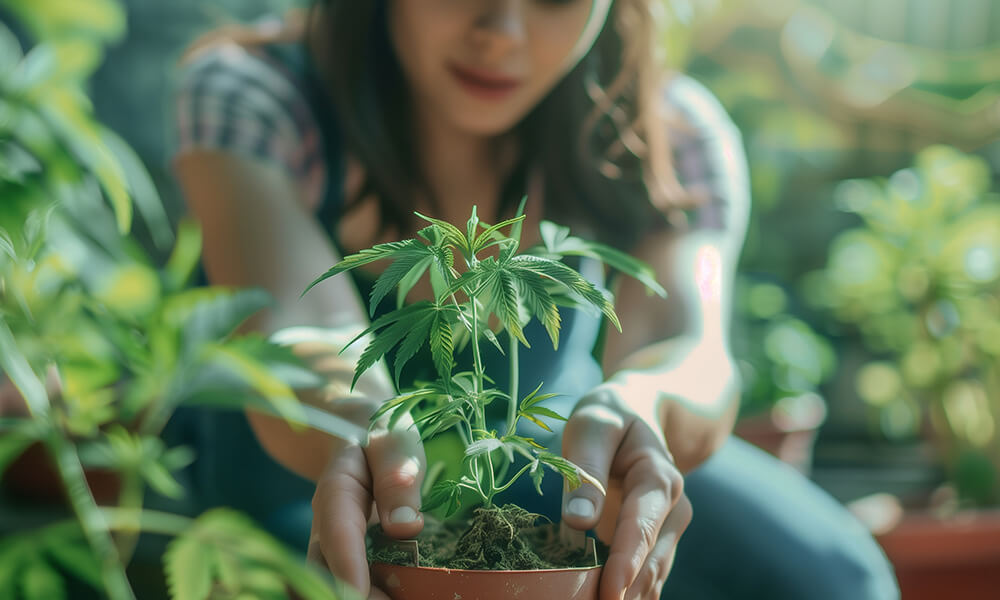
[314,0,687,249]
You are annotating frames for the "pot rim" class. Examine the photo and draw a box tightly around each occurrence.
[371,562,603,574]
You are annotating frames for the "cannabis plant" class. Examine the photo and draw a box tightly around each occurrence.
[306,205,665,517]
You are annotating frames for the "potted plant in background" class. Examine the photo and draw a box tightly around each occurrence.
[0,1,362,598]
[305,205,665,600]
[813,145,1000,599]
[730,275,834,474]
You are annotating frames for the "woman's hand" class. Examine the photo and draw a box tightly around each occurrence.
[560,383,691,600]
[306,398,427,600]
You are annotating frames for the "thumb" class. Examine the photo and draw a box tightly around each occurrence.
[366,422,427,540]
[561,402,625,531]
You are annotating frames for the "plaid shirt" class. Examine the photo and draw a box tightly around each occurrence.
[172,42,749,239]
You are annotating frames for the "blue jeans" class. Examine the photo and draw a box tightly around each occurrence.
[157,409,899,599]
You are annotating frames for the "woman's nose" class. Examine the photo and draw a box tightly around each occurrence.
[471,0,527,57]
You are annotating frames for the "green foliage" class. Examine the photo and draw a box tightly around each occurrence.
[816,146,1000,506]
[309,205,658,517]
[0,522,101,599]
[733,277,837,417]
[0,5,356,600]
[164,509,353,600]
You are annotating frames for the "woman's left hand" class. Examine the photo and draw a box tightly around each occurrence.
[560,382,692,600]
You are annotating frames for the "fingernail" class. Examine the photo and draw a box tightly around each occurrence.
[389,506,419,524]
[565,497,595,519]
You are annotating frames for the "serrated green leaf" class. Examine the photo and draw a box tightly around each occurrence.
[538,453,582,490]
[369,244,433,316]
[536,221,666,298]
[353,317,413,391]
[511,255,621,331]
[212,548,240,595]
[392,308,435,386]
[520,414,553,432]
[516,274,561,349]
[519,383,560,410]
[418,414,462,441]
[413,212,470,257]
[396,254,433,308]
[303,239,423,296]
[473,214,526,254]
[421,479,461,514]
[492,268,528,347]
[521,406,567,422]
[429,311,454,385]
[20,560,65,600]
[372,389,437,424]
[165,536,214,600]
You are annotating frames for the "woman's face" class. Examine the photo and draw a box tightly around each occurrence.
[389,0,611,137]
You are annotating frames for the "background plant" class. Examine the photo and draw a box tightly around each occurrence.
[0,1,358,598]
[307,205,665,517]
[812,145,1000,507]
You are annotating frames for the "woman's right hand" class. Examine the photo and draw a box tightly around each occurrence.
[307,398,427,600]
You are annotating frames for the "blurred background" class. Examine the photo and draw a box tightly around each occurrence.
[1,0,999,598]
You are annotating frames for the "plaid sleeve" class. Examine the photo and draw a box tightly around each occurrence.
[664,75,751,241]
[172,42,326,211]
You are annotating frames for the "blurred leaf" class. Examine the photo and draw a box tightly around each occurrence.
[164,219,203,292]
[20,560,65,600]
[165,536,213,600]
[41,525,102,590]
[41,89,131,233]
[6,43,57,95]
[0,320,49,415]
[202,343,302,425]
[101,128,172,250]
[161,287,271,353]
[0,428,36,475]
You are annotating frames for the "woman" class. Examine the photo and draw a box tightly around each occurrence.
[170,1,899,598]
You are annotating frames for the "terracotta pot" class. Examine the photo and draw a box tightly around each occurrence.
[876,509,1000,600]
[734,393,827,474]
[371,563,602,600]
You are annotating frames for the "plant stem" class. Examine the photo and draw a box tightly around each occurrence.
[492,463,534,495]
[114,472,145,566]
[46,433,135,600]
[485,448,497,506]
[470,296,486,431]
[507,334,519,437]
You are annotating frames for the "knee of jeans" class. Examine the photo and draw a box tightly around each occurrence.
[778,532,900,600]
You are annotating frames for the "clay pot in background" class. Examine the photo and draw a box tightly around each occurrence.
[734,393,827,474]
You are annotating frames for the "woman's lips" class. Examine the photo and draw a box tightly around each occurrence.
[449,64,521,101]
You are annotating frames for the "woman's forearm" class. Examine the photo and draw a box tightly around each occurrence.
[246,326,397,482]
[607,334,741,473]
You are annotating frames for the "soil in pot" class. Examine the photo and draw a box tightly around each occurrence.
[370,504,601,570]
[369,504,605,600]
